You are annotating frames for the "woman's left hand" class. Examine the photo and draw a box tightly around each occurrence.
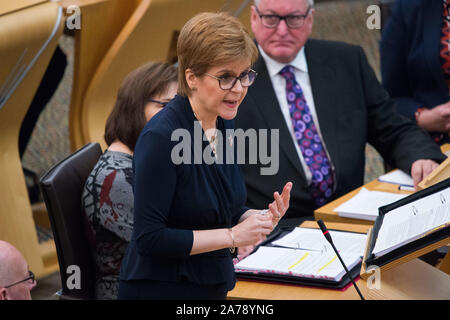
[267,182,293,227]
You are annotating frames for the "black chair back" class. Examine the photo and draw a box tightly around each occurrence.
[40,142,102,300]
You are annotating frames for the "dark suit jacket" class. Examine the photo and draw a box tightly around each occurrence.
[380,0,450,143]
[236,39,446,218]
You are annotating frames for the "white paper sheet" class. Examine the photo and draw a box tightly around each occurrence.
[235,246,361,281]
[378,170,414,187]
[373,187,450,257]
[333,187,408,221]
[271,227,367,257]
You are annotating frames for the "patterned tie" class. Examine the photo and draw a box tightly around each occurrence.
[279,65,334,206]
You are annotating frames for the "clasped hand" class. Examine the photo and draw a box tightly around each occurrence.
[234,182,292,259]
[417,102,450,134]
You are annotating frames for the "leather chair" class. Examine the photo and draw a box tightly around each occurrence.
[40,142,102,300]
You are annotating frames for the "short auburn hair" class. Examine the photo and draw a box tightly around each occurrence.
[177,12,258,96]
[104,62,177,150]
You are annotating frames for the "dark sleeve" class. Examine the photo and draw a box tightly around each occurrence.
[232,150,250,226]
[359,47,447,171]
[232,205,250,226]
[132,130,193,259]
[380,0,422,120]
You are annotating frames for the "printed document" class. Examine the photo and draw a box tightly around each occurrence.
[271,227,367,257]
[372,187,450,257]
[235,246,361,281]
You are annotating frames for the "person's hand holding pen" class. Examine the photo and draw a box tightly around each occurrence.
[236,182,293,260]
[231,213,274,248]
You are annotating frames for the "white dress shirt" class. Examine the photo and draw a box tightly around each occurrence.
[259,45,333,184]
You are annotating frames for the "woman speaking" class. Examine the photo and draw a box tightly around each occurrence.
[118,12,292,300]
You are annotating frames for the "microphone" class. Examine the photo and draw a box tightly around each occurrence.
[317,219,365,300]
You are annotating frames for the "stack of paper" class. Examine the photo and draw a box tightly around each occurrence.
[235,228,367,282]
[378,170,414,187]
[333,188,408,221]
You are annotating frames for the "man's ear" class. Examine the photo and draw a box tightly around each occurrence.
[250,5,258,32]
[306,8,315,34]
[0,288,8,300]
[185,68,198,91]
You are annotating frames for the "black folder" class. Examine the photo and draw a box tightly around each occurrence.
[363,177,450,270]
[235,227,363,290]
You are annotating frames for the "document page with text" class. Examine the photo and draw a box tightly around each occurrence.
[373,187,450,257]
[235,246,362,281]
[271,227,367,257]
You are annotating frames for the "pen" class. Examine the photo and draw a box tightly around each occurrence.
[253,229,282,252]
[398,185,415,191]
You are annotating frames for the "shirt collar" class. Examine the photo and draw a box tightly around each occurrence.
[258,45,308,77]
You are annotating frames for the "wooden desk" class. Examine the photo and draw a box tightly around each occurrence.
[442,143,450,155]
[229,258,450,300]
[0,0,63,278]
[315,144,449,225]
[228,222,450,300]
[0,0,47,16]
[314,177,413,225]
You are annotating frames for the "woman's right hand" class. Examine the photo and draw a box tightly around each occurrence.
[231,212,273,247]
[417,102,450,133]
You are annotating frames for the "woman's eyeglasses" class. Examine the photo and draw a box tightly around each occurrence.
[204,69,258,90]
[254,5,311,29]
[148,99,169,107]
[4,270,35,288]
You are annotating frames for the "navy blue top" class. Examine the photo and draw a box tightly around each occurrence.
[380,0,450,143]
[119,95,248,290]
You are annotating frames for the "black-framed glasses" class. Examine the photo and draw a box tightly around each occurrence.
[204,69,258,90]
[4,270,35,288]
[254,5,311,29]
[147,99,169,107]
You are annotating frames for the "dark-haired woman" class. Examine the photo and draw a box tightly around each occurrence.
[81,62,177,299]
